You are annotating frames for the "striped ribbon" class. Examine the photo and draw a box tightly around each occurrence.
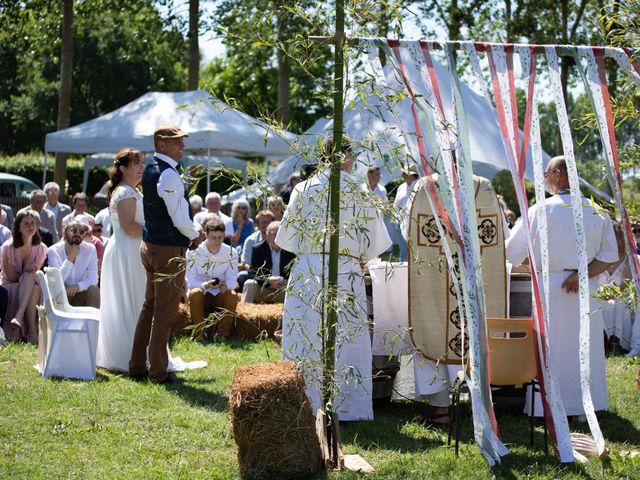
[573,46,640,348]
[472,42,574,462]
[545,46,605,456]
[366,38,507,465]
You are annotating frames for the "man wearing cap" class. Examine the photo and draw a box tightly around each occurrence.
[392,164,419,261]
[129,125,204,384]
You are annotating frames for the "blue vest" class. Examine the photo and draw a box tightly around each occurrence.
[142,157,193,247]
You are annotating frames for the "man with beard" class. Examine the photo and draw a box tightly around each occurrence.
[47,220,100,308]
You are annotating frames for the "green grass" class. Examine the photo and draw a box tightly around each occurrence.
[1,338,639,479]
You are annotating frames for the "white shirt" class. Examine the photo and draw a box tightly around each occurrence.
[94,207,112,237]
[362,182,388,199]
[0,224,11,246]
[270,246,281,277]
[155,152,200,242]
[393,179,418,211]
[241,230,264,265]
[193,209,233,235]
[186,241,238,295]
[506,194,618,271]
[47,241,99,291]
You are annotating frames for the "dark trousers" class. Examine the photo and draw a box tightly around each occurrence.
[129,242,186,382]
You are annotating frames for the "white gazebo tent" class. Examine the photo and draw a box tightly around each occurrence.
[44,90,296,191]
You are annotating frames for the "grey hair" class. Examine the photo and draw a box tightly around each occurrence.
[29,189,46,200]
[231,198,252,220]
[205,192,222,203]
[43,182,60,194]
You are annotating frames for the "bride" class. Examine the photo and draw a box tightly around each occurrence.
[96,148,205,373]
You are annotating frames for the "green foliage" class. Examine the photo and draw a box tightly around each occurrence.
[202,0,333,134]
[0,0,187,155]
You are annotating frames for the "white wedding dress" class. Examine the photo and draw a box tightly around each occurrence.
[96,184,206,373]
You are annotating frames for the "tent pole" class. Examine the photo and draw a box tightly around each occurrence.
[42,152,48,186]
[207,148,211,194]
[82,157,89,193]
[264,157,269,175]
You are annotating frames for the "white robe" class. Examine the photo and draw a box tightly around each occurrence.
[506,194,618,415]
[276,169,392,421]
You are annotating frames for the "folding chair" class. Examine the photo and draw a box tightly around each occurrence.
[36,270,100,380]
[449,317,547,455]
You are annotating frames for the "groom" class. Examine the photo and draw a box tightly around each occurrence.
[129,125,204,384]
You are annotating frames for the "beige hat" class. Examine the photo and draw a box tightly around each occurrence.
[154,125,189,141]
[401,163,419,176]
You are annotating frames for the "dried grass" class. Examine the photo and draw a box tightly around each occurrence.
[229,361,323,480]
[232,303,283,340]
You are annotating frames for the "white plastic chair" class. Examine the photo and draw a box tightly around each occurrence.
[44,267,100,319]
[36,269,100,380]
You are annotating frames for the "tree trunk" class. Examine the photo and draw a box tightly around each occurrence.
[504,0,512,42]
[55,0,74,191]
[378,1,389,67]
[276,10,290,124]
[188,0,200,90]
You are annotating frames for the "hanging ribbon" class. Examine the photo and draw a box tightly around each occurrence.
[462,40,574,462]
[573,46,640,347]
[368,37,508,465]
[545,45,606,456]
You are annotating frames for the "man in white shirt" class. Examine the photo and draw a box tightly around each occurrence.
[61,192,95,229]
[47,220,100,308]
[18,190,58,243]
[362,166,387,199]
[44,181,71,239]
[94,206,112,238]
[193,192,232,235]
[129,125,204,384]
[393,163,419,261]
[506,156,618,417]
[186,219,238,339]
[236,210,275,290]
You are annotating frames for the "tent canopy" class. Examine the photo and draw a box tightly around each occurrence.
[45,90,296,157]
[267,62,548,188]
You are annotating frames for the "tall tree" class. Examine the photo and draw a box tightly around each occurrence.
[55,0,74,188]
[188,0,199,90]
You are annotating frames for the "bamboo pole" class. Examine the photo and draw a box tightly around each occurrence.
[323,0,345,467]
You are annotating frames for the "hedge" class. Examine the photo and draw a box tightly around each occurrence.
[0,152,245,199]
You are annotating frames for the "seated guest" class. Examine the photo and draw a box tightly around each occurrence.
[75,215,104,274]
[186,219,238,339]
[44,181,71,239]
[241,221,295,304]
[18,190,59,243]
[61,192,95,228]
[0,205,14,229]
[92,218,109,248]
[189,194,203,217]
[34,213,55,248]
[94,206,112,238]
[227,199,255,255]
[267,195,285,221]
[0,221,12,246]
[0,210,48,343]
[237,210,275,289]
[194,192,232,233]
[47,220,100,309]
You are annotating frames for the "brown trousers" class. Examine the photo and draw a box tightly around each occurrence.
[69,285,100,309]
[130,242,186,382]
[188,288,238,338]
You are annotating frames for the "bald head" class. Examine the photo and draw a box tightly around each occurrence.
[544,155,570,194]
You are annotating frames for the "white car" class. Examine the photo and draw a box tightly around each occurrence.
[0,173,40,198]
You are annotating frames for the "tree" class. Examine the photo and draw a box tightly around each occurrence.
[188,0,199,90]
[0,0,188,156]
[55,0,74,188]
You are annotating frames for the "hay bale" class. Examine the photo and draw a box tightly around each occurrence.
[230,361,322,479]
[231,303,283,340]
[171,302,193,337]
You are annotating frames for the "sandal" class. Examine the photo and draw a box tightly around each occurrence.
[10,318,23,338]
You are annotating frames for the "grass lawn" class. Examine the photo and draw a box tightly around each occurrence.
[1,338,639,479]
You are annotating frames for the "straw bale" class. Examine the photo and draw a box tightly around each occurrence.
[230,361,322,479]
[232,303,283,340]
[171,302,193,337]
